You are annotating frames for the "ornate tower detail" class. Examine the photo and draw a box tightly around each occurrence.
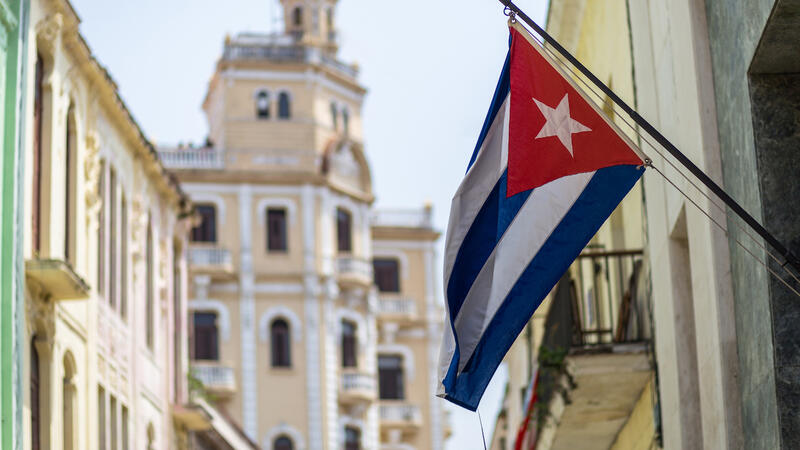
[280,0,339,53]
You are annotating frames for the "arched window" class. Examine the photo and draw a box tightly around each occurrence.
[256,91,270,119]
[278,92,291,119]
[292,7,303,27]
[32,54,46,253]
[344,426,361,450]
[271,319,291,367]
[145,216,154,350]
[341,320,357,368]
[146,423,155,450]
[63,354,77,450]
[31,338,41,450]
[342,108,350,135]
[193,312,219,361]
[65,104,77,265]
[336,208,352,253]
[330,102,338,130]
[274,436,294,450]
[191,204,217,243]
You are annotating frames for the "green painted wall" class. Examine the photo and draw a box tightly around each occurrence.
[0,0,27,448]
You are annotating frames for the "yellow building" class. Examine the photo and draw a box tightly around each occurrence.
[491,2,657,449]
[158,1,448,449]
[19,0,253,449]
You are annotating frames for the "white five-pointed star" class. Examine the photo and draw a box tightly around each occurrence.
[533,93,591,157]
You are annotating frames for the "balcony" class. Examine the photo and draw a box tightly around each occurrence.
[222,35,359,79]
[159,147,225,170]
[379,403,422,430]
[25,259,90,301]
[339,371,376,404]
[335,256,373,287]
[376,297,417,322]
[191,363,237,396]
[188,246,235,279]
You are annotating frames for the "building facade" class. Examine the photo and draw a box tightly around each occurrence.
[494,0,800,449]
[491,3,657,449]
[158,1,448,449]
[15,0,238,448]
[1,0,29,448]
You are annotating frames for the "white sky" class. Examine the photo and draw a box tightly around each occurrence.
[69,0,548,447]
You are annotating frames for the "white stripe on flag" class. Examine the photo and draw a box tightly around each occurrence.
[438,96,509,394]
[443,96,510,284]
[453,170,595,371]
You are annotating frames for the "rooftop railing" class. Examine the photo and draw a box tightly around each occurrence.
[371,207,433,229]
[222,40,358,78]
[159,148,225,170]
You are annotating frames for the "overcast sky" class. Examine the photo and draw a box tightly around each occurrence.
[69,0,548,447]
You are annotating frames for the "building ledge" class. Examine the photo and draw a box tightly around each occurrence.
[172,404,212,431]
[25,258,90,300]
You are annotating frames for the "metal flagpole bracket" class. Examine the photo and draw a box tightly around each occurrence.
[503,6,517,24]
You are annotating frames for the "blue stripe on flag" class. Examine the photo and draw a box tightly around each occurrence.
[443,164,643,410]
[466,51,510,172]
[446,171,531,319]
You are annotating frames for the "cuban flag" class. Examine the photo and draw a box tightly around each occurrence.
[437,24,646,410]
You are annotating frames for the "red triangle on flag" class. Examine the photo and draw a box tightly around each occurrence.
[507,26,643,197]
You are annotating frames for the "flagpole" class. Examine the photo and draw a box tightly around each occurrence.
[498,0,800,274]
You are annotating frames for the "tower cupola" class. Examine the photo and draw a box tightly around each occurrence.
[280,0,339,53]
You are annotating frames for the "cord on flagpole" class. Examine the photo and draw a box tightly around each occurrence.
[496,0,800,275]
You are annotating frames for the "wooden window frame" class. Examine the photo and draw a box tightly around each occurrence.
[270,319,292,368]
[266,208,288,253]
[336,208,352,253]
[192,312,220,361]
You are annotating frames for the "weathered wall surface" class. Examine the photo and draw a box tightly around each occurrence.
[703,0,800,447]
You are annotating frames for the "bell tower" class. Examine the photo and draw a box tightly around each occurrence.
[280,0,339,53]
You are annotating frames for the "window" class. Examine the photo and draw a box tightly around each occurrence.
[191,204,217,243]
[344,427,361,450]
[146,424,155,450]
[31,340,41,450]
[121,406,129,450]
[378,355,404,400]
[267,208,288,252]
[120,194,128,319]
[193,312,219,361]
[336,208,352,253]
[256,91,270,119]
[173,242,183,398]
[274,436,294,450]
[271,319,291,367]
[109,169,117,309]
[97,161,106,296]
[278,92,291,119]
[110,395,118,450]
[65,105,77,265]
[62,355,77,450]
[32,55,44,253]
[341,320,357,368]
[342,108,350,135]
[292,7,303,26]
[326,8,334,28]
[373,258,400,293]
[98,386,105,450]
[330,102,338,130]
[146,217,154,350]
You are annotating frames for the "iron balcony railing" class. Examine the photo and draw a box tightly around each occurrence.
[571,249,648,346]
